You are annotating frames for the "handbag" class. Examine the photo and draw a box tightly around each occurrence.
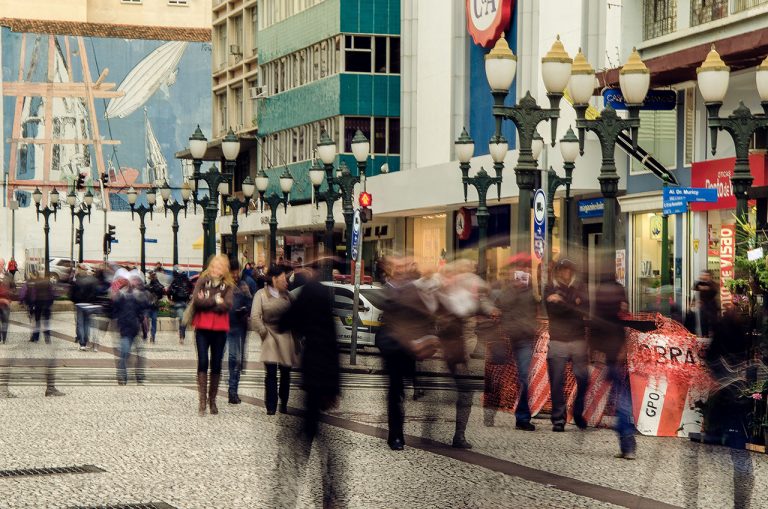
[182,300,196,327]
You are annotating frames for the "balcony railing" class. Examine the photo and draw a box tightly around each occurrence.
[690,0,729,26]
[733,0,768,12]
[643,0,678,40]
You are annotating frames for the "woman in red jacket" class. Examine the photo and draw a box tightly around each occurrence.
[190,254,234,415]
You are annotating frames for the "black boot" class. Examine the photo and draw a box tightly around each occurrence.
[228,390,241,404]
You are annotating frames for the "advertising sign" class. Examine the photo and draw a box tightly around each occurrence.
[602,88,677,111]
[466,0,515,47]
[691,155,768,211]
[720,224,735,305]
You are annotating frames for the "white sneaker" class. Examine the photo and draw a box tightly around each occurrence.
[79,346,87,351]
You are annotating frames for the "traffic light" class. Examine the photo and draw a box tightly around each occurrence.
[75,230,82,244]
[103,224,116,255]
[76,173,86,190]
[100,173,109,186]
[359,191,373,223]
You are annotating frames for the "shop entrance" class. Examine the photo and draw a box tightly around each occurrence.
[583,223,602,316]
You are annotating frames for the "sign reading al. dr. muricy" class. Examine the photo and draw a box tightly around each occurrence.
[466,0,515,48]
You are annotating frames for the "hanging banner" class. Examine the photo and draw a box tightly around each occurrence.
[466,0,515,48]
[720,224,735,305]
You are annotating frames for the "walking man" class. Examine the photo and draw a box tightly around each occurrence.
[168,266,192,345]
[227,260,252,404]
[71,266,99,351]
[544,259,589,432]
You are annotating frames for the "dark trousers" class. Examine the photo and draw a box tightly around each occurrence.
[31,305,51,343]
[227,327,246,393]
[383,351,415,443]
[195,329,227,374]
[513,342,534,423]
[264,362,291,413]
[546,340,589,426]
[0,305,9,342]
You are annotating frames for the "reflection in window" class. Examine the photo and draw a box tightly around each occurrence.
[632,108,677,173]
[389,37,400,74]
[344,117,371,152]
[388,118,400,154]
[374,118,386,153]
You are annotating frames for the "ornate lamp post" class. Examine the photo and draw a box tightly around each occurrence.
[32,187,60,278]
[255,168,294,266]
[225,176,256,259]
[570,47,650,271]
[160,180,192,268]
[545,126,580,259]
[67,187,93,264]
[697,45,768,256]
[484,35,571,259]
[311,129,368,278]
[190,128,239,266]
[127,186,157,275]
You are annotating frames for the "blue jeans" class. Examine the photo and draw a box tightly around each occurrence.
[117,335,145,383]
[173,304,187,339]
[513,342,534,423]
[227,327,246,392]
[76,305,92,347]
[607,361,636,452]
[145,308,158,339]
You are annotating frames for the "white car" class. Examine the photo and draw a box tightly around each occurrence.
[292,281,385,346]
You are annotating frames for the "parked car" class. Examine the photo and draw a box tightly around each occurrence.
[44,258,77,283]
[291,281,385,347]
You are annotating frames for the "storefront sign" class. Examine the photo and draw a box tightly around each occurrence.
[720,224,735,305]
[466,0,515,48]
[602,88,677,111]
[455,207,472,240]
[691,155,768,211]
[578,198,604,218]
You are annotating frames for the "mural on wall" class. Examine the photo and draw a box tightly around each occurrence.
[2,28,211,210]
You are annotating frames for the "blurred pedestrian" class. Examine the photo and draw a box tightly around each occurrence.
[227,259,252,404]
[241,262,258,296]
[251,265,297,415]
[487,253,537,430]
[693,270,719,337]
[188,254,234,416]
[23,268,54,344]
[70,265,100,351]
[592,274,636,459]
[544,259,589,432]
[145,270,166,343]
[113,273,149,385]
[0,258,11,344]
[168,265,192,345]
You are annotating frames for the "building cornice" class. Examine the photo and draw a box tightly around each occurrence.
[0,17,211,42]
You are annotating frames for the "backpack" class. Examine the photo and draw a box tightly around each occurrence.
[7,260,17,274]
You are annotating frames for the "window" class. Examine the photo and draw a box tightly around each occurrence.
[121,0,142,4]
[250,7,258,51]
[234,87,243,128]
[344,35,401,74]
[344,117,372,152]
[633,213,676,312]
[690,0,728,27]
[343,117,400,155]
[215,24,227,68]
[631,109,677,174]
[373,118,386,153]
[388,118,400,154]
[684,88,695,167]
[232,15,243,50]
[642,0,677,40]
[167,0,188,5]
[216,93,227,134]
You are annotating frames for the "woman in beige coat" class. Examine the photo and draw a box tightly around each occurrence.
[250,265,298,414]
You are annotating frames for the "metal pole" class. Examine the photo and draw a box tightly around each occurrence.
[350,209,364,366]
[43,214,50,279]
[77,215,85,264]
[324,201,335,280]
[269,211,278,268]
[344,209,353,271]
[139,213,147,275]
[172,207,180,268]
[476,206,489,278]
[70,209,75,267]
[11,206,16,259]
[230,203,239,259]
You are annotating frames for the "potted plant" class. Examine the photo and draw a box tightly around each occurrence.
[744,381,768,453]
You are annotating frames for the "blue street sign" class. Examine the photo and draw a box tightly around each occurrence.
[533,189,546,260]
[602,88,677,111]
[662,186,718,215]
[578,198,604,218]
[144,238,158,244]
[351,210,361,261]
[110,239,119,244]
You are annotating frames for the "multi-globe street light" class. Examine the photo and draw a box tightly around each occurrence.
[32,187,60,278]
[67,187,93,264]
[310,129,369,278]
[159,180,192,268]
[697,45,768,256]
[126,186,157,275]
[255,168,294,266]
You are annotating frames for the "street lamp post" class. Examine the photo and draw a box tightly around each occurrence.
[225,176,255,260]
[483,36,571,259]
[697,46,768,256]
[67,188,93,264]
[160,180,192,268]
[32,187,60,278]
[255,168,294,266]
[127,186,157,275]
[190,128,240,267]
[311,129,368,279]
[545,126,580,259]
[570,48,650,272]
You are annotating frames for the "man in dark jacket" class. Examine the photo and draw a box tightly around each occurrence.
[544,259,589,432]
[71,267,100,351]
[168,266,192,345]
[227,260,252,404]
[145,271,166,343]
[488,254,538,430]
[114,275,149,385]
[592,275,636,459]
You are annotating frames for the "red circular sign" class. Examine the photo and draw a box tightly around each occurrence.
[456,207,472,240]
[466,0,514,48]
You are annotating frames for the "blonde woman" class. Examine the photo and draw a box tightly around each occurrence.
[190,254,234,416]
[250,265,298,415]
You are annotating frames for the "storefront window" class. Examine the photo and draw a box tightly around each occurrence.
[410,214,446,274]
[633,212,675,312]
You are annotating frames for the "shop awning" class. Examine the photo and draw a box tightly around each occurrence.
[617,191,663,213]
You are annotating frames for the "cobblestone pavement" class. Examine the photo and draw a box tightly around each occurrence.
[1,316,766,508]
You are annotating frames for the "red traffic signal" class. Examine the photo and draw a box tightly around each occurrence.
[359,191,372,208]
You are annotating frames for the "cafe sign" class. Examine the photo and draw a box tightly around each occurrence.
[466,0,515,48]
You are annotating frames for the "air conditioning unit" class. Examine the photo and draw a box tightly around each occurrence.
[229,44,242,56]
[249,86,265,99]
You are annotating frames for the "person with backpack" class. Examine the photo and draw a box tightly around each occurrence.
[226,260,252,404]
[113,273,150,385]
[145,271,166,343]
[168,266,192,345]
[70,266,100,351]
